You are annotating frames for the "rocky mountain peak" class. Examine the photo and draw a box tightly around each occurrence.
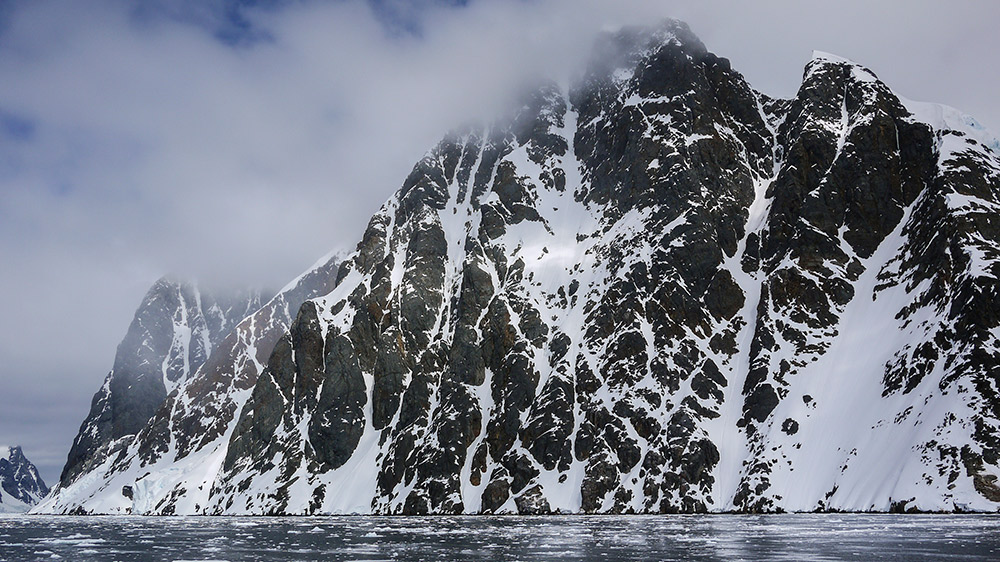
[1,445,49,512]
[57,279,271,488]
[586,19,707,80]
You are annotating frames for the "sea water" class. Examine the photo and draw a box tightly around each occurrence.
[1,514,998,561]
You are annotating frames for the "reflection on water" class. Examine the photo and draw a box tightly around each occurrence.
[1,514,998,561]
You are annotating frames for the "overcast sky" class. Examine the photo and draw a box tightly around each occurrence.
[1,0,997,486]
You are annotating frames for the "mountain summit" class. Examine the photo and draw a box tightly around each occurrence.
[37,20,1000,514]
[59,278,272,489]
[1,446,49,513]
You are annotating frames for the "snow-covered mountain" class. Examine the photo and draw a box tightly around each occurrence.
[37,259,342,514]
[38,20,1000,514]
[1,446,49,513]
[56,278,270,493]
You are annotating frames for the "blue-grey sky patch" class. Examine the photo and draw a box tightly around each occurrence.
[0,109,35,141]
[0,0,997,486]
[127,0,283,46]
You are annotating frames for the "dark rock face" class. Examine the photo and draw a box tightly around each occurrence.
[42,21,1000,515]
[59,279,269,488]
[732,53,941,512]
[0,446,48,510]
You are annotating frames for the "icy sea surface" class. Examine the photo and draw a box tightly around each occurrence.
[1,514,999,561]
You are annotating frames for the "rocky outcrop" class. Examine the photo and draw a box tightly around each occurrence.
[0,446,48,512]
[38,21,1000,515]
